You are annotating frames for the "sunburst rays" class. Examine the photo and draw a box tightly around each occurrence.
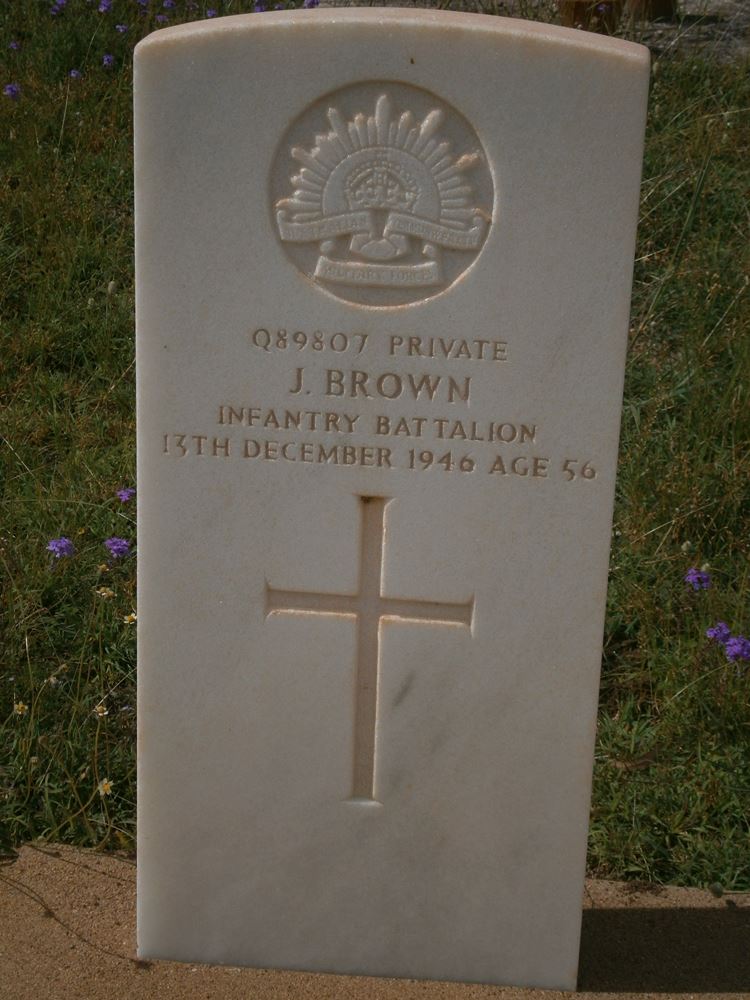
[278,94,480,227]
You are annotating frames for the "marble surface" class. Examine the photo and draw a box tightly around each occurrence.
[135,9,649,990]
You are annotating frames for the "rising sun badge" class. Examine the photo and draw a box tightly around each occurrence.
[272,85,493,307]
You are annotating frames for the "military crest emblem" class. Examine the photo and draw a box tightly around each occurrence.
[271,84,493,307]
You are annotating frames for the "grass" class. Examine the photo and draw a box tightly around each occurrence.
[1,1,749,887]
[590,56,750,888]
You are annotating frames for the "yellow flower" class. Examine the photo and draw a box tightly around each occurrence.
[97,777,113,797]
[94,702,109,718]
[13,701,28,716]
[123,612,137,624]
[95,587,115,599]
[97,563,109,573]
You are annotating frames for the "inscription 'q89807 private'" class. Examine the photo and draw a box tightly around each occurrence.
[135,8,650,992]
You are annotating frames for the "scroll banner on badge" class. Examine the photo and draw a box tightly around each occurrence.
[276,210,487,251]
[383,213,487,250]
[276,211,372,242]
[314,256,441,288]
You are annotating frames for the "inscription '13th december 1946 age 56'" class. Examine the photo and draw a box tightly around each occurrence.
[160,319,599,481]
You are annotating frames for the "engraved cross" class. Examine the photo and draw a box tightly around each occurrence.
[266,496,474,803]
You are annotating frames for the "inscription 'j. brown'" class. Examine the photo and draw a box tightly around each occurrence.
[265,496,474,803]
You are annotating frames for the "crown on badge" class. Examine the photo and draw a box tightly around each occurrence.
[345,161,419,213]
[277,93,482,229]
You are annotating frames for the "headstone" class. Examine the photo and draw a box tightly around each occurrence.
[135,9,649,990]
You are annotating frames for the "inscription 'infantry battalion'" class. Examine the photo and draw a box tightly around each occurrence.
[273,86,493,307]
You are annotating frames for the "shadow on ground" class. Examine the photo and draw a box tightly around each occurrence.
[579,905,750,992]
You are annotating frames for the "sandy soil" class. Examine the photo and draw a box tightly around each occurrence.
[1,843,748,999]
[319,0,750,63]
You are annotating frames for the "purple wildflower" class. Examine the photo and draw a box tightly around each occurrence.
[69,68,82,79]
[303,0,319,7]
[102,53,114,68]
[9,40,21,51]
[206,7,217,15]
[254,2,267,10]
[725,636,750,663]
[3,83,21,100]
[684,567,711,591]
[50,0,66,14]
[115,23,129,33]
[116,486,136,503]
[98,0,112,12]
[155,13,169,22]
[706,621,731,644]
[47,537,75,559]
[727,635,750,659]
[163,0,176,7]
[137,0,149,5]
[104,537,131,559]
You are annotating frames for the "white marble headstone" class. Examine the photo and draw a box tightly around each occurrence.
[135,10,648,990]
